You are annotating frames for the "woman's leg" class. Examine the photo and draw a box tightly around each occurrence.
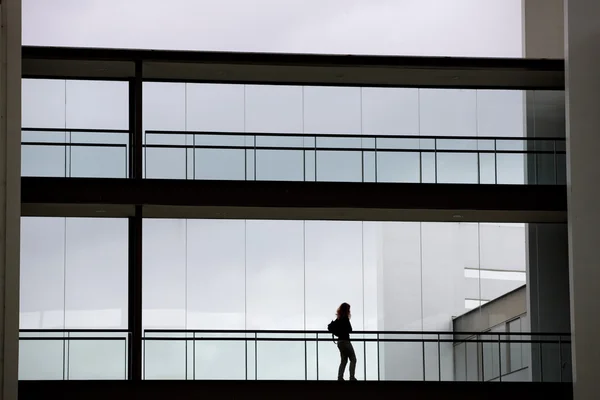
[338,342,349,380]
[347,343,357,380]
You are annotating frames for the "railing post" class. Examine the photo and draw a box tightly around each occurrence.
[498,334,502,382]
[193,332,196,380]
[438,334,441,381]
[434,138,438,184]
[493,140,498,184]
[374,137,378,182]
[422,335,426,381]
[553,140,558,184]
[377,333,380,381]
[559,335,563,383]
[363,337,367,380]
[539,339,544,382]
[253,135,257,181]
[128,205,143,381]
[316,332,319,380]
[185,332,188,380]
[314,135,317,182]
[254,332,258,380]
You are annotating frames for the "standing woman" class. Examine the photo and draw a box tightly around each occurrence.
[335,302,357,381]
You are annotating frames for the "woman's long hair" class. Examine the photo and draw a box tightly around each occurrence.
[336,302,351,319]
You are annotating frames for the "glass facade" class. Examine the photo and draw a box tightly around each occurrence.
[21,78,566,185]
[21,79,129,178]
[19,217,129,380]
[139,220,526,380]
[19,217,571,382]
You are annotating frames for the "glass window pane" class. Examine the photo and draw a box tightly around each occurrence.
[142,219,186,330]
[143,82,185,131]
[65,80,128,130]
[422,223,477,378]
[246,220,304,330]
[21,144,66,177]
[305,221,363,380]
[64,218,128,329]
[376,152,421,183]
[303,87,361,134]
[420,89,477,136]
[476,90,525,138]
[436,153,479,183]
[255,150,304,181]
[245,85,303,133]
[316,151,362,182]
[194,149,246,180]
[361,88,419,135]
[20,218,65,329]
[186,220,245,329]
[186,84,244,132]
[22,79,66,129]
[19,335,65,380]
[68,337,128,379]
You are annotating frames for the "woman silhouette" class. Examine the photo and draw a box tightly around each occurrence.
[335,302,357,381]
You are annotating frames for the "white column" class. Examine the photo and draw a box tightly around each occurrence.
[0,0,21,399]
[565,0,600,398]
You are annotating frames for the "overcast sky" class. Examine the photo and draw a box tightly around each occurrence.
[22,0,523,57]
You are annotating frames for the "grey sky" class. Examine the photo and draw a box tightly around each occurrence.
[23,0,523,57]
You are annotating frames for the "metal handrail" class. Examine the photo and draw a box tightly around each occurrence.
[20,329,130,333]
[146,130,566,142]
[143,329,570,336]
[22,127,130,134]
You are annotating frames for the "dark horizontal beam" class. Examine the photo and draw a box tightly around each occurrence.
[22,46,565,89]
[21,178,567,223]
[18,381,573,400]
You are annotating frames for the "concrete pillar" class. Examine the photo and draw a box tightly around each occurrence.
[522,0,564,59]
[526,224,571,382]
[0,0,22,399]
[565,0,600,398]
[522,0,570,384]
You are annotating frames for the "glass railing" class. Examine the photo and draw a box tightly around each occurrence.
[143,131,566,184]
[142,329,571,382]
[22,128,129,178]
[18,329,569,381]
[19,329,129,380]
[20,128,566,184]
